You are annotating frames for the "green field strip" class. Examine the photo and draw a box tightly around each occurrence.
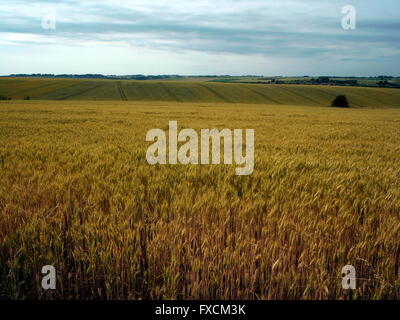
[1,78,399,108]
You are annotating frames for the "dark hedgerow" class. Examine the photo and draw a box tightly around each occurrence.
[331,95,350,108]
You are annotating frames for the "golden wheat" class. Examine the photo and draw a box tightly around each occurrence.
[0,100,399,299]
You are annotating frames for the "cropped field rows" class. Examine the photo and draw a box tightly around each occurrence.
[1,78,400,107]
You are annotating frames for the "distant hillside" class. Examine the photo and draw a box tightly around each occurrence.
[0,78,400,108]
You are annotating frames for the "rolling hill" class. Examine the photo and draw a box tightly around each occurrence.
[1,77,400,108]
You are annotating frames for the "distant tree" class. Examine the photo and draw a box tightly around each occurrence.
[317,76,330,84]
[0,95,9,100]
[24,96,31,100]
[331,95,350,108]
[377,80,389,86]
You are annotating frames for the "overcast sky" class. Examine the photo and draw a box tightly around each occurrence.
[0,0,399,76]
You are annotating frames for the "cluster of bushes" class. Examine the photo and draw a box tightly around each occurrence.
[0,95,31,100]
[308,77,358,86]
[376,80,400,87]
[267,77,359,86]
[331,95,350,108]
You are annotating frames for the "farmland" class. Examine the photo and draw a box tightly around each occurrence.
[1,78,400,108]
[0,80,399,300]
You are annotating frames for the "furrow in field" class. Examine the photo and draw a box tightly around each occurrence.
[276,86,324,106]
[241,85,283,104]
[33,82,93,100]
[159,83,183,102]
[249,85,304,106]
[117,82,128,101]
[196,83,233,103]
[57,82,107,100]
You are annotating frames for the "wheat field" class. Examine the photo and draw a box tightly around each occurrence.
[0,97,399,300]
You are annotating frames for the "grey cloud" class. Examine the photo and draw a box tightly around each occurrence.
[0,0,399,61]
